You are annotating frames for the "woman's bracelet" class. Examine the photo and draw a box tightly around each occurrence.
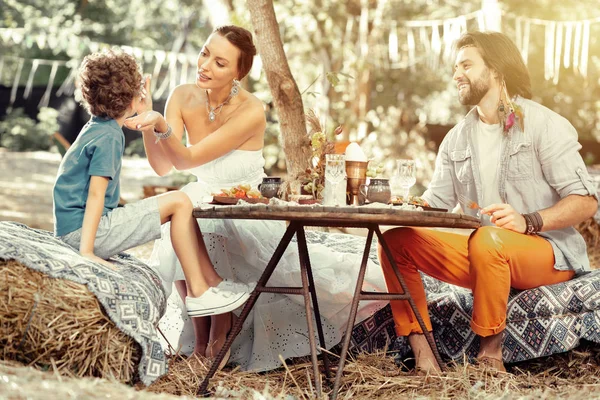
[153,124,172,144]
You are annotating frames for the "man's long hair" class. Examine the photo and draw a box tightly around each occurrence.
[456,31,532,99]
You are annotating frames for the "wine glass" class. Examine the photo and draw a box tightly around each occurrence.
[390,159,416,201]
[324,154,346,206]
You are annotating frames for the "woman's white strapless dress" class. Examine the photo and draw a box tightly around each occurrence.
[148,149,388,372]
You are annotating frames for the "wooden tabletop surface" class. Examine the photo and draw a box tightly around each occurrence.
[193,204,481,229]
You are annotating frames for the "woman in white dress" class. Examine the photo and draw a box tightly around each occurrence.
[125,25,387,371]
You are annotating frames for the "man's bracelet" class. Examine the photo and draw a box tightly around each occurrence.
[522,211,543,235]
[153,124,172,144]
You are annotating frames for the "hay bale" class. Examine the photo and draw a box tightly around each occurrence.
[0,260,141,383]
[576,216,600,269]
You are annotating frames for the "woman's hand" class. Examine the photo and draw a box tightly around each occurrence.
[124,110,163,131]
[481,203,527,234]
[136,75,153,114]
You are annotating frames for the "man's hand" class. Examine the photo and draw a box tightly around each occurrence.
[81,252,119,271]
[481,203,527,234]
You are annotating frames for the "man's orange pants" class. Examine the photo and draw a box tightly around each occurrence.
[378,226,575,337]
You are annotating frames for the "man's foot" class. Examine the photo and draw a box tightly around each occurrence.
[185,287,250,317]
[476,356,506,372]
[415,358,441,375]
[477,332,505,371]
[408,333,442,374]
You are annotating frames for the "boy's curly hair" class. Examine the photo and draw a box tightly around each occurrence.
[78,49,142,119]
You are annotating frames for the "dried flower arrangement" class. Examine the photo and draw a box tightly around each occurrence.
[296,110,342,199]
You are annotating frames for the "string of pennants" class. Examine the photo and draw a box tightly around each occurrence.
[326,7,598,82]
[0,28,198,107]
[1,6,598,109]
[511,14,600,84]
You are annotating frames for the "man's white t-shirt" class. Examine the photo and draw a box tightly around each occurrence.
[476,118,503,210]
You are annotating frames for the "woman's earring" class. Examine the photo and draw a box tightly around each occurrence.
[230,79,240,97]
[498,100,505,113]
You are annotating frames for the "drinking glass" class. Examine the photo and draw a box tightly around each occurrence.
[390,159,416,201]
[324,154,346,206]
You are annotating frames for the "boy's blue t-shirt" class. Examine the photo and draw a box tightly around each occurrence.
[53,116,125,236]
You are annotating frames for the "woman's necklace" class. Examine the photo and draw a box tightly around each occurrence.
[205,84,239,122]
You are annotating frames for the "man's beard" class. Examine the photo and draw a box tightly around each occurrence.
[458,69,491,106]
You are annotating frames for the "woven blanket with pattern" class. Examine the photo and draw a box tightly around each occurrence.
[0,221,167,385]
[308,230,600,364]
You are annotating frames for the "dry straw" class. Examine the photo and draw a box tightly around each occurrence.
[4,347,600,399]
[0,260,141,383]
[577,217,600,269]
[142,344,600,399]
[1,216,598,398]
[0,360,189,400]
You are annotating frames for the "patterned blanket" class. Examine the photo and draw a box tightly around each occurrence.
[307,230,600,364]
[0,221,167,385]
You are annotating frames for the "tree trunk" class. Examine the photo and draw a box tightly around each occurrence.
[247,0,310,179]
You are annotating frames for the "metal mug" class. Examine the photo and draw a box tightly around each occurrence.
[359,178,391,204]
[345,160,368,205]
[258,177,282,198]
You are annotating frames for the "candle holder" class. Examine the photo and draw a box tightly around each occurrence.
[345,160,368,206]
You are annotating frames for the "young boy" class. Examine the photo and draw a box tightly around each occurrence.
[53,49,249,317]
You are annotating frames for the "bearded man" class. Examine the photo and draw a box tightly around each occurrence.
[379,31,598,373]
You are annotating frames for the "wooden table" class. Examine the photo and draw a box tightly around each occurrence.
[193,204,480,398]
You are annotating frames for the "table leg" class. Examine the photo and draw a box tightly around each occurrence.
[330,227,375,400]
[295,224,323,396]
[197,222,298,397]
[295,225,332,383]
[374,226,444,371]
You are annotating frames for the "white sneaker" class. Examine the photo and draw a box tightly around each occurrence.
[185,287,250,317]
[217,279,257,293]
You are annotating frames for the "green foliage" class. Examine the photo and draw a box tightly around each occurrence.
[0,0,212,87]
[124,137,146,158]
[169,170,197,187]
[3,0,599,177]
[0,107,58,151]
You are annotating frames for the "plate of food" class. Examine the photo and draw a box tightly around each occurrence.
[211,184,269,205]
[389,195,447,212]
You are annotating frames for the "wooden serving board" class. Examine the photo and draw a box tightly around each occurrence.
[211,196,269,205]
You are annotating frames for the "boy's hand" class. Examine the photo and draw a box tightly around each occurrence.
[81,252,120,271]
[481,203,527,234]
[137,75,153,114]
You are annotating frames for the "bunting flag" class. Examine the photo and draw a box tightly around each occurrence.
[56,63,78,97]
[23,59,39,99]
[0,27,197,104]
[39,61,59,108]
[10,58,25,106]
[0,50,196,109]
[507,14,599,82]
[388,21,400,64]
[1,4,599,113]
